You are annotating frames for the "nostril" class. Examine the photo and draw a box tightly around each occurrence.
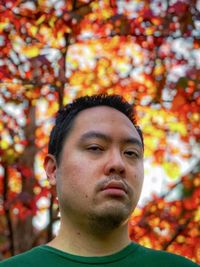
[109,166,125,175]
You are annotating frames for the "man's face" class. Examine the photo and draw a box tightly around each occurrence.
[47,106,144,231]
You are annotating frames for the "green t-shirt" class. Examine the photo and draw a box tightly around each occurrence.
[0,243,198,267]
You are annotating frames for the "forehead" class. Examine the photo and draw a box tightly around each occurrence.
[69,106,140,140]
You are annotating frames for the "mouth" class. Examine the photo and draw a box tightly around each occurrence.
[101,181,128,196]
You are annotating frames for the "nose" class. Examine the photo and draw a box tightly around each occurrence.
[104,148,125,176]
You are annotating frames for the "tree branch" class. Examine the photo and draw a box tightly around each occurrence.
[162,216,192,250]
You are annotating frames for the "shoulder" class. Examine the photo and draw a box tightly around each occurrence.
[135,244,199,267]
[0,246,44,267]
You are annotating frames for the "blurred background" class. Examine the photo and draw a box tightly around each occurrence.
[0,0,199,263]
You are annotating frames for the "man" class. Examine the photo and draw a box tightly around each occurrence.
[0,94,198,266]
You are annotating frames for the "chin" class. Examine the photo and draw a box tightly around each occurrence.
[87,204,132,234]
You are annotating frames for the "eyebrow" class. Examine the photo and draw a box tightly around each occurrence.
[79,131,143,150]
[79,131,111,143]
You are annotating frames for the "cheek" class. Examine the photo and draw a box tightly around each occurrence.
[137,163,144,187]
[129,164,144,191]
[61,158,95,192]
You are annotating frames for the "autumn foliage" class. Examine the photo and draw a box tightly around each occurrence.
[0,0,200,263]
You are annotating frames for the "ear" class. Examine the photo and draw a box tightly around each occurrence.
[44,154,57,186]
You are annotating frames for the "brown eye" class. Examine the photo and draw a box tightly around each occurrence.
[124,150,139,158]
[87,145,103,152]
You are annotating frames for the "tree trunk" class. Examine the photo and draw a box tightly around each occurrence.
[13,103,37,254]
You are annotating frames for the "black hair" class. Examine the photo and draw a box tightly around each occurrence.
[48,94,143,164]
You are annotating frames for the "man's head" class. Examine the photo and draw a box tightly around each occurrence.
[45,94,144,234]
[48,94,144,164]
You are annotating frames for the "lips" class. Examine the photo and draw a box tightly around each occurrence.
[101,181,127,194]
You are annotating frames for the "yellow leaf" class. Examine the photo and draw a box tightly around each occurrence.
[30,25,38,36]
[36,15,46,25]
[146,27,154,35]
[140,237,152,248]
[169,122,187,136]
[0,21,9,32]
[49,17,56,28]
[1,140,9,149]
[192,113,199,122]
[177,235,185,243]
[163,162,181,180]
[154,64,165,76]
[23,46,40,58]
[194,208,200,222]
[57,31,64,40]
[9,177,21,193]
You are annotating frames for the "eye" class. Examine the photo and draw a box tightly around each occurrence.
[124,150,139,158]
[87,145,103,152]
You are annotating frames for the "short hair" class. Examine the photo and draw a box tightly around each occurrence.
[48,94,144,164]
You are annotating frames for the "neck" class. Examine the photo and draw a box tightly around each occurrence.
[48,218,131,256]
